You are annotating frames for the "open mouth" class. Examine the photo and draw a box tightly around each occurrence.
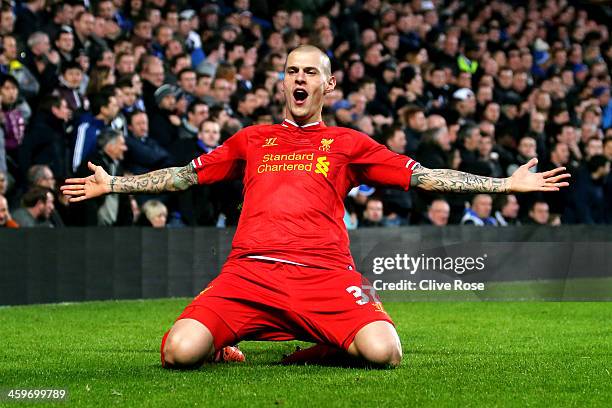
[293,89,308,105]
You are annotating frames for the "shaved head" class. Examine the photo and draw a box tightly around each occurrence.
[286,45,332,78]
[283,45,336,124]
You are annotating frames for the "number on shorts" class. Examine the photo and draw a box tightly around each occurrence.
[346,285,369,305]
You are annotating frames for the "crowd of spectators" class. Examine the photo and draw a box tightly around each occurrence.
[0,0,611,229]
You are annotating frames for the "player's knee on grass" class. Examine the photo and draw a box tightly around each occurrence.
[162,319,215,368]
[359,338,402,367]
[350,321,403,368]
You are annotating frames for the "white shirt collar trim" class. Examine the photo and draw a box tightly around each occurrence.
[283,118,321,128]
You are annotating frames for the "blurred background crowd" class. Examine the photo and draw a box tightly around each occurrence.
[0,0,610,229]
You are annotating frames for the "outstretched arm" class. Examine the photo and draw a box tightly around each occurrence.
[61,161,198,202]
[410,158,570,193]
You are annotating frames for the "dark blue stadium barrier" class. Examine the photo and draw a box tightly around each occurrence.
[1,226,611,305]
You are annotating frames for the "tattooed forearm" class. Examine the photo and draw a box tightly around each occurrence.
[410,166,510,193]
[110,163,198,194]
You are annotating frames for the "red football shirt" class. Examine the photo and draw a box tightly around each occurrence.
[192,119,419,270]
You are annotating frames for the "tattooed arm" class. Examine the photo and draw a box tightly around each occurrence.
[410,166,510,193]
[410,158,570,193]
[61,161,198,202]
[110,164,198,193]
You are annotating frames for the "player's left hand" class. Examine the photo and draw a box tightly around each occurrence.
[509,158,570,193]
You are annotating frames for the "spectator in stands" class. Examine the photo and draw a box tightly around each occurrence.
[343,59,365,96]
[416,126,451,169]
[526,111,548,159]
[1,34,40,100]
[584,138,603,161]
[555,124,582,163]
[426,115,447,133]
[425,65,450,110]
[507,136,538,176]
[481,102,501,126]
[75,129,131,226]
[24,164,64,227]
[360,198,385,228]
[400,66,428,110]
[176,68,197,102]
[174,119,234,226]
[167,53,192,85]
[546,142,571,172]
[461,194,497,226]
[234,91,258,127]
[494,67,515,103]
[1,0,610,226]
[116,76,139,115]
[11,186,54,227]
[151,25,173,59]
[72,89,119,172]
[86,66,115,96]
[194,73,214,102]
[0,193,18,227]
[140,55,165,112]
[115,52,136,77]
[54,27,75,67]
[451,88,477,123]
[178,100,208,140]
[476,85,494,111]
[19,95,72,179]
[0,6,16,37]
[23,32,60,96]
[149,84,180,148]
[526,201,551,225]
[131,19,153,50]
[542,142,572,218]
[178,10,204,68]
[206,77,233,113]
[345,184,373,224]
[478,133,504,178]
[137,199,168,228]
[54,61,87,112]
[379,125,412,224]
[124,110,170,175]
[198,120,221,152]
[15,0,45,42]
[494,194,521,226]
[457,123,488,175]
[435,33,459,70]
[579,123,601,148]
[423,199,450,226]
[199,36,225,75]
[235,58,255,94]
[384,125,406,154]
[402,105,427,155]
[564,155,610,224]
[0,74,30,173]
[72,11,97,59]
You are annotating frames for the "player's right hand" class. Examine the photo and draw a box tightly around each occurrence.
[61,162,112,202]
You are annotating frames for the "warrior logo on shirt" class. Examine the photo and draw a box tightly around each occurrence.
[314,156,330,177]
[262,137,278,147]
[319,138,334,152]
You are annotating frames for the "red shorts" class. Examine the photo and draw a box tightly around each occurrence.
[174,258,393,351]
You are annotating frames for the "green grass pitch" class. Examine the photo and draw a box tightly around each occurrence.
[1,299,611,407]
